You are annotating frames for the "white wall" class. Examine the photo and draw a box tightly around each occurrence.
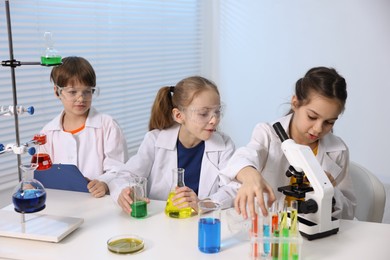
[209,0,390,183]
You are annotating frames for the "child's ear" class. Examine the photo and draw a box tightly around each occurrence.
[291,95,298,110]
[172,108,184,124]
[54,86,60,97]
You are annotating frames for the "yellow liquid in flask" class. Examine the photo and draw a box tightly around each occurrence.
[164,191,192,219]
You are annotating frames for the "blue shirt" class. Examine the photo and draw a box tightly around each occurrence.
[177,140,205,195]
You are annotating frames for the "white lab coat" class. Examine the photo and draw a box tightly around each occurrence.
[40,107,129,184]
[222,114,357,219]
[108,124,239,209]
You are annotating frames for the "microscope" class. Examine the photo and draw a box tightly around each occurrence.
[273,122,339,240]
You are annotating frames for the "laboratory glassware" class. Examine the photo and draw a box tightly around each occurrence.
[12,163,46,213]
[129,176,148,218]
[198,200,221,254]
[164,168,192,218]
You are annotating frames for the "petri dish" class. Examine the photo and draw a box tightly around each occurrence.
[107,234,144,254]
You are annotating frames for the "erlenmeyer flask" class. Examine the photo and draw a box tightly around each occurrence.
[164,168,192,219]
[30,134,52,170]
[12,163,46,213]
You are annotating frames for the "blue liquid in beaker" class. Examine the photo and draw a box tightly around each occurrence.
[198,218,221,253]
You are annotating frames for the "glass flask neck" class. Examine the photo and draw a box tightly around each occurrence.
[20,163,38,180]
[171,168,185,190]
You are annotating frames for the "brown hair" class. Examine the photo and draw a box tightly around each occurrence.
[50,56,96,89]
[148,76,220,130]
[288,66,347,114]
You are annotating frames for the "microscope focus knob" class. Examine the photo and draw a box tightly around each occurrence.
[299,199,318,214]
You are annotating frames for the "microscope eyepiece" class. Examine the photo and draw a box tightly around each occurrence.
[272,122,289,142]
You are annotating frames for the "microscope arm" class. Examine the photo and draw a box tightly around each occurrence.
[273,122,338,239]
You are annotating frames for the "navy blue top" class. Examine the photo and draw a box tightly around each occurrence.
[177,140,205,195]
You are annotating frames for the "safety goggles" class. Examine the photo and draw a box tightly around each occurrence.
[183,105,224,124]
[56,85,99,101]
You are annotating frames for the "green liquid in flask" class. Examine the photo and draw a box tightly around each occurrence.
[41,56,62,66]
[165,191,192,219]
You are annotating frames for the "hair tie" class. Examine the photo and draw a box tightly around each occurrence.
[169,86,175,93]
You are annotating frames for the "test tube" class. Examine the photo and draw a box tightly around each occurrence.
[280,201,289,260]
[270,200,279,260]
[290,200,299,260]
[262,194,271,256]
[263,212,271,256]
[251,198,260,259]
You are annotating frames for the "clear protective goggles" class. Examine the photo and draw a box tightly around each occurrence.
[183,104,224,124]
[56,85,99,101]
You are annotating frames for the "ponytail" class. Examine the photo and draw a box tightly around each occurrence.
[149,86,176,130]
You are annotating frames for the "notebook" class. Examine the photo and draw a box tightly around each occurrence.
[34,164,89,193]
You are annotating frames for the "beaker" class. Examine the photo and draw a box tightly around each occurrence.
[129,176,148,218]
[164,168,192,219]
[225,208,251,240]
[12,163,46,213]
[198,200,221,254]
[31,134,52,170]
[41,31,62,66]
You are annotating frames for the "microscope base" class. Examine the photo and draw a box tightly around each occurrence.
[298,215,339,241]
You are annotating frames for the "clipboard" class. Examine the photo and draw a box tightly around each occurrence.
[34,164,89,193]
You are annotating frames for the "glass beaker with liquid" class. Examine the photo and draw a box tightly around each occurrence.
[31,134,52,170]
[129,176,148,218]
[164,168,192,219]
[198,200,221,254]
[41,31,62,66]
[12,163,46,213]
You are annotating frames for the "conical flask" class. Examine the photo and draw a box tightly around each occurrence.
[164,168,192,218]
[12,163,46,213]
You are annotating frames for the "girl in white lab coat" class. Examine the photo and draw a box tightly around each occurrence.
[109,76,238,214]
[40,56,129,198]
[223,67,356,220]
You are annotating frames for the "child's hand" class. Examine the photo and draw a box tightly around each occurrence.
[117,187,150,214]
[117,187,133,214]
[87,179,108,198]
[173,186,200,212]
[235,166,276,220]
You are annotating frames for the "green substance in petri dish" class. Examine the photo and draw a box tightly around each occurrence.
[40,56,62,66]
[131,201,147,218]
[107,238,144,254]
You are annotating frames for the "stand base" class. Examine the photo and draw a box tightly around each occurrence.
[0,209,83,242]
[298,215,339,241]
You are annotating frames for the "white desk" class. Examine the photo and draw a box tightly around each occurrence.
[0,189,389,260]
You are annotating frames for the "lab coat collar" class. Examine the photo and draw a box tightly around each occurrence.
[155,124,227,152]
[274,114,347,153]
[44,107,101,131]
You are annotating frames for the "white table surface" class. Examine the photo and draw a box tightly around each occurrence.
[0,189,389,260]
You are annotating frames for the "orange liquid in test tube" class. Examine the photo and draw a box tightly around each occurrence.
[251,213,258,258]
